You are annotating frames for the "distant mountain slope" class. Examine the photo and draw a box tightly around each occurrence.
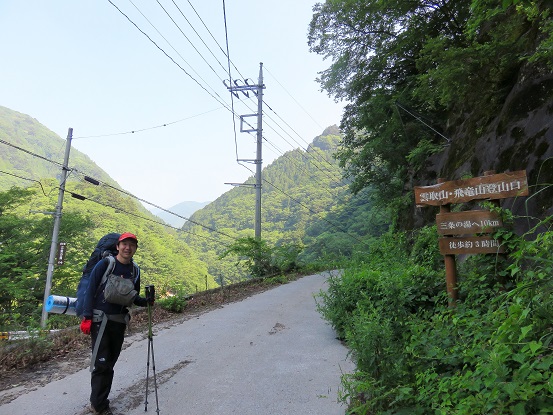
[0,105,218,295]
[181,125,388,281]
[0,105,116,189]
[149,201,211,228]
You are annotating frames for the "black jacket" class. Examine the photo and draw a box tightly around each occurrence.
[82,257,144,318]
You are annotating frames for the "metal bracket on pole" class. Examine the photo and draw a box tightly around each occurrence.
[240,114,259,133]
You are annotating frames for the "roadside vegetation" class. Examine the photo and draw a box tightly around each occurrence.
[317,214,553,414]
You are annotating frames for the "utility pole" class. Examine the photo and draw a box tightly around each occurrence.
[254,63,263,241]
[41,127,73,328]
[225,62,265,241]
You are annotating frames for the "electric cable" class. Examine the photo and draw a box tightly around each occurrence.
[107,0,262,144]
[261,120,339,181]
[73,107,224,139]
[228,157,363,245]
[261,177,366,245]
[260,140,342,198]
[0,127,301,244]
[128,0,226,102]
[67,188,232,246]
[107,0,339,184]
[107,0,232,113]
[264,66,327,132]
[395,101,451,143]
[184,0,245,79]
[262,100,337,171]
[221,0,245,169]
[0,139,65,168]
[72,170,236,240]
[155,0,225,81]
[0,170,48,196]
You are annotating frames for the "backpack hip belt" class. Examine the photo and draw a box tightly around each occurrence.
[92,309,130,325]
[90,309,130,372]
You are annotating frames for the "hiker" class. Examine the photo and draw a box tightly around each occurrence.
[80,232,153,415]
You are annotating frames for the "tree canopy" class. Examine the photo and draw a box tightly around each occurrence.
[308,0,553,222]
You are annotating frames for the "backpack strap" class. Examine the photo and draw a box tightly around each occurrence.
[97,256,139,291]
[132,261,140,284]
[99,256,117,287]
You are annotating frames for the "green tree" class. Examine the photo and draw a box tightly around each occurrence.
[0,186,92,330]
[308,0,553,224]
[220,237,302,279]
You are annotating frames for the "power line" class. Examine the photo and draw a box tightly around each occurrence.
[261,121,340,183]
[395,101,451,143]
[154,0,225,81]
[73,170,236,241]
[184,0,245,79]
[0,138,65,168]
[128,0,226,103]
[260,140,341,199]
[107,0,232,112]
[262,101,337,172]
[0,170,48,196]
[73,107,224,139]
[222,0,241,166]
[0,132,237,243]
[264,66,327,132]
[67,187,231,246]
[106,0,259,143]
[261,177,365,245]
[108,0,339,183]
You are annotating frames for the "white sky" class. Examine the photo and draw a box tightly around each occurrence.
[0,0,344,208]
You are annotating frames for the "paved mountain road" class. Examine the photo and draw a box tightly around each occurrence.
[0,272,354,415]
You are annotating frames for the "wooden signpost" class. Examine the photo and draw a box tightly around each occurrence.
[414,170,529,304]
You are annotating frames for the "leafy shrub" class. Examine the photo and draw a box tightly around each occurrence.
[317,221,553,414]
[221,237,309,278]
[157,294,187,313]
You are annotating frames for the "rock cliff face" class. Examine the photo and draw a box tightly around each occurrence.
[416,74,553,232]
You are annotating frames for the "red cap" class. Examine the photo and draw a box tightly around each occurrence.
[118,232,138,244]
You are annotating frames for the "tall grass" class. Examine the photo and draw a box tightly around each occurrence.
[317,217,553,414]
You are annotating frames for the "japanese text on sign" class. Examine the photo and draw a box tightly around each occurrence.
[439,219,500,231]
[414,170,528,206]
[436,211,502,235]
[419,181,522,204]
[57,242,67,266]
[439,236,506,255]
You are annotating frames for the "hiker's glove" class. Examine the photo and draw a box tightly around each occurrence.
[134,296,149,307]
[80,318,92,335]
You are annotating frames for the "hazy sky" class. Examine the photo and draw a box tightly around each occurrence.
[0,0,344,208]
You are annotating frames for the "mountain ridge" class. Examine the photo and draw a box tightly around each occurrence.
[148,200,211,228]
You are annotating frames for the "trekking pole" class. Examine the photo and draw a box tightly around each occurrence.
[144,285,160,414]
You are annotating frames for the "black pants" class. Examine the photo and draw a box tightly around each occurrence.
[90,319,126,411]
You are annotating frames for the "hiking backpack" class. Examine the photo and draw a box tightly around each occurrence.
[75,232,141,317]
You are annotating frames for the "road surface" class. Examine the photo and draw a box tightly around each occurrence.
[0,271,354,415]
